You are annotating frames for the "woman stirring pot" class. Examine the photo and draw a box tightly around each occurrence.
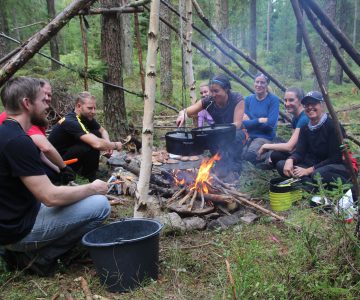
[176,74,246,180]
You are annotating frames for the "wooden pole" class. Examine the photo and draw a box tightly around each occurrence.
[78,7,144,15]
[79,16,89,90]
[135,0,160,212]
[300,0,360,66]
[0,0,97,87]
[290,0,360,236]
[302,4,360,89]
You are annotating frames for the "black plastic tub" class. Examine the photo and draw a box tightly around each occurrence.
[82,218,163,292]
[165,130,203,155]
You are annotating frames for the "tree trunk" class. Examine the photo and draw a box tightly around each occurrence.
[46,0,60,70]
[184,0,196,105]
[101,0,128,139]
[135,0,161,217]
[294,5,303,80]
[249,0,257,75]
[120,0,133,75]
[313,0,336,90]
[0,0,96,87]
[215,0,229,64]
[353,0,358,44]
[159,0,173,101]
[333,0,349,85]
[266,0,271,52]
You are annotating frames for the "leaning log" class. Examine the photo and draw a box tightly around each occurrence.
[301,0,360,66]
[302,4,360,89]
[77,7,144,15]
[0,0,97,87]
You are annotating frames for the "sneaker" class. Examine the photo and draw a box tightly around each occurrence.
[3,250,56,277]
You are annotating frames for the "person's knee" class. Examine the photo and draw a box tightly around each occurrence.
[77,195,111,222]
[243,150,257,164]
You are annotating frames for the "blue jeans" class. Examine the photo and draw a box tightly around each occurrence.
[5,195,110,265]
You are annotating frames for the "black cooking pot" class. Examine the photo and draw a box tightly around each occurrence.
[191,123,236,151]
[165,130,203,156]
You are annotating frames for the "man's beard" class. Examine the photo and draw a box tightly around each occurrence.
[30,112,49,127]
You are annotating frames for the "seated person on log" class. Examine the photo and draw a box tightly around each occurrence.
[197,82,214,127]
[280,91,356,191]
[0,80,75,184]
[242,73,280,165]
[0,77,110,276]
[48,91,123,182]
[176,74,246,178]
[257,87,308,169]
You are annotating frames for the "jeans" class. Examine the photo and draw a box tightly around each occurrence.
[6,195,110,266]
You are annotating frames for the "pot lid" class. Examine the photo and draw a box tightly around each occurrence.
[165,131,193,140]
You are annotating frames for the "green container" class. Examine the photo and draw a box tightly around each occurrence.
[269,178,302,212]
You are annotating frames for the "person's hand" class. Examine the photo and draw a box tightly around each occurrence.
[258,117,268,123]
[258,144,269,156]
[293,166,313,178]
[176,110,187,127]
[283,159,294,177]
[60,165,76,184]
[90,179,108,194]
[243,113,250,121]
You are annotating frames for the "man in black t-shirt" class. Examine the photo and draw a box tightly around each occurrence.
[0,77,111,276]
[49,91,123,181]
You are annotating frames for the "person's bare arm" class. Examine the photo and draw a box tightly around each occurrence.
[258,128,301,155]
[20,175,108,207]
[233,101,245,129]
[31,134,66,169]
[80,133,122,152]
[176,101,204,127]
[39,151,60,173]
[98,127,113,156]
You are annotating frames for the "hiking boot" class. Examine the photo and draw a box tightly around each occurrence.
[3,250,56,277]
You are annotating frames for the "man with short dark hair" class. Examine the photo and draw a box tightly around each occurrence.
[0,77,110,276]
[49,91,123,181]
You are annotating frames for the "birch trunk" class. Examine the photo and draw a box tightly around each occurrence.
[0,0,96,87]
[134,0,161,217]
[184,0,196,106]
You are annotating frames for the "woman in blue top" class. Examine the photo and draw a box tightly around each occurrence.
[242,73,280,164]
[258,87,308,171]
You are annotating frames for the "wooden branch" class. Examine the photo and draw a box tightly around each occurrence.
[79,16,88,90]
[225,259,237,300]
[197,193,234,204]
[78,7,144,15]
[346,134,360,147]
[79,277,92,300]
[0,0,97,87]
[301,0,360,66]
[291,0,359,205]
[188,189,198,211]
[302,4,360,89]
[10,21,47,31]
[336,104,360,113]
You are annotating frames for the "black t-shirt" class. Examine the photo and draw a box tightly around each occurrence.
[49,111,101,155]
[201,92,243,124]
[0,120,44,245]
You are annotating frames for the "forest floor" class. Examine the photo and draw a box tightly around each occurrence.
[0,85,360,299]
[1,163,360,299]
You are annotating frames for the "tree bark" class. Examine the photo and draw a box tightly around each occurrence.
[266,0,271,52]
[184,0,196,106]
[101,0,128,139]
[353,0,358,44]
[312,0,336,91]
[215,0,229,64]
[135,0,161,216]
[159,0,173,101]
[46,0,60,70]
[120,0,133,75]
[294,5,303,80]
[249,0,257,75]
[333,0,349,85]
[0,0,96,87]
[0,0,9,64]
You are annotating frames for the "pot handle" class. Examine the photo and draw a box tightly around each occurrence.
[195,134,208,137]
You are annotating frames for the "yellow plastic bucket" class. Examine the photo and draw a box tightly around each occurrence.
[269,178,302,212]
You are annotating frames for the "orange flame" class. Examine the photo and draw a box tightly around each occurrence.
[193,153,221,193]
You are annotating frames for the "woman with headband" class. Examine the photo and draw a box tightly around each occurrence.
[242,73,280,165]
[176,74,245,179]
